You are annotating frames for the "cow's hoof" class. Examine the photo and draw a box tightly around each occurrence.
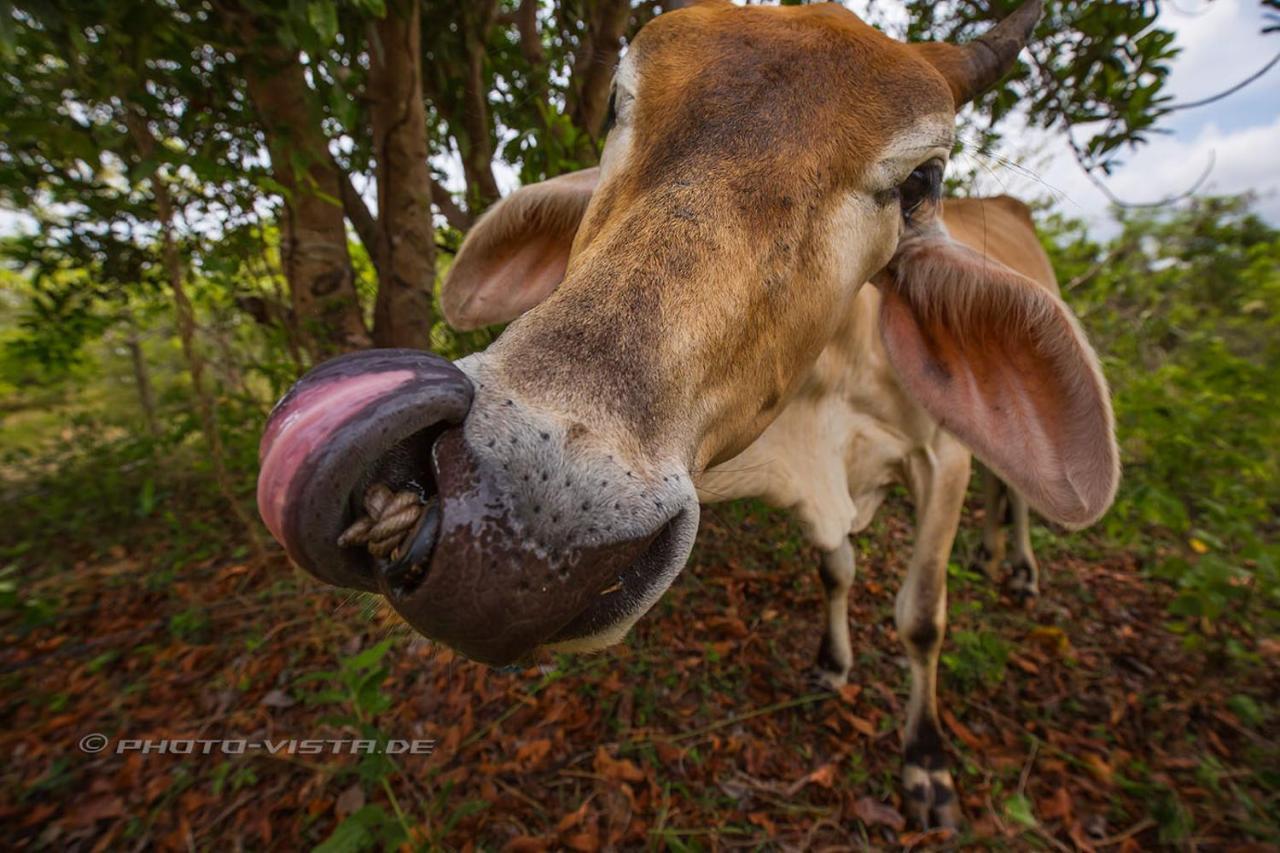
[1006,561,1040,605]
[812,634,851,691]
[969,543,999,578]
[807,665,849,692]
[903,764,962,830]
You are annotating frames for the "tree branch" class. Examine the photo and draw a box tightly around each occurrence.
[513,0,543,67]
[1026,48,1217,210]
[1166,50,1280,112]
[566,0,631,150]
[336,166,387,277]
[430,177,473,231]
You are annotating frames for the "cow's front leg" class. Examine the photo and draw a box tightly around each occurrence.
[899,441,970,829]
[971,463,1007,578]
[1005,489,1041,601]
[812,537,855,689]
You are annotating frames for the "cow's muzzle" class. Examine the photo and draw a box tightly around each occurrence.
[258,349,697,666]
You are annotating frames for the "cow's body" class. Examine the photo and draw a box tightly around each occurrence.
[694,196,1055,824]
[258,1,1120,831]
[699,196,1052,562]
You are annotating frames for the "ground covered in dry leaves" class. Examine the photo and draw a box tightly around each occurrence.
[3,496,1278,850]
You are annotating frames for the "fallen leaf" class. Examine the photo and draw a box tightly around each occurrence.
[788,762,837,794]
[1009,653,1039,675]
[71,795,125,826]
[557,798,593,833]
[898,827,954,846]
[853,796,905,832]
[259,688,295,708]
[1083,753,1113,785]
[1027,625,1073,657]
[1039,787,1073,821]
[335,784,364,818]
[846,714,877,737]
[941,707,984,751]
[563,830,600,852]
[515,738,552,770]
[593,747,645,783]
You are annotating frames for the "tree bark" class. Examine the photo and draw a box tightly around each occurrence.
[239,43,371,357]
[566,0,632,153]
[337,168,387,283]
[125,111,265,556]
[367,0,437,348]
[430,177,473,231]
[125,321,160,438]
[458,0,502,211]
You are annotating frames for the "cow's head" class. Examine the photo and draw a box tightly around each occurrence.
[258,0,1118,665]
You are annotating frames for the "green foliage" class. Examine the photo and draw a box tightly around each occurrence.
[1043,195,1280,640]
[942,627,1011,691]
[895,1,1181,175]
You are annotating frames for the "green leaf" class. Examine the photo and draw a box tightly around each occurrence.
[307,2,339,47]
[313,804,401,853]
[1003,793,1038,829]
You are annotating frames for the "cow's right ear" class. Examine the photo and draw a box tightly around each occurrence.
[874,227,1119,529]
[441,168,599,330]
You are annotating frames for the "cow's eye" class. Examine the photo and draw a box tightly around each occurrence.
[603,88,617,136]
[899,160,943,219]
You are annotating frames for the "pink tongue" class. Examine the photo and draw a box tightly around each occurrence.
[257,370,413,546]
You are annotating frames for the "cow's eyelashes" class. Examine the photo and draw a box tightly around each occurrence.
[603,88,618,135]
[898,160,943,219]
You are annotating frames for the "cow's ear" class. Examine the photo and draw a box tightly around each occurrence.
[442,168,599,330]
[875,232,1119,528]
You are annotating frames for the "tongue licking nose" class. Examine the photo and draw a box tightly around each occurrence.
[256,349,474,592]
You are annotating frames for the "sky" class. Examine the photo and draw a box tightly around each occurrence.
[966,0,1280,228]
[2,0,1277,237]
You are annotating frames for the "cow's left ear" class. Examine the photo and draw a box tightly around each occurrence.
[874,230,1119,528]
[442,168,599,330]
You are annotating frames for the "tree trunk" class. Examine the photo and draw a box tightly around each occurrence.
[337,168,387,284]
[125,321,160,438]
[367,0,437,349]
[240,48,371,357]
[566,0,632,157]
[125,111,265,556]
[458,0,502,211]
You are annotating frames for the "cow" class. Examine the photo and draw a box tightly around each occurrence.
[257,0,1118,829]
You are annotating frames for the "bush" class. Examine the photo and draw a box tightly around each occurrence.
[1043,196,1280,641]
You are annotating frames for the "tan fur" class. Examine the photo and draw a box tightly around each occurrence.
[697,197,1065,828]
[696,198,1061,541]
[435,1,1100,828]
[444,169,598,330]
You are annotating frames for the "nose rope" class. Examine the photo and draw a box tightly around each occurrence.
[337,484,425,560]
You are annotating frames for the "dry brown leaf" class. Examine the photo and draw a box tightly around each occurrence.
[1083,753,1113,785]
[71,795,125,827]
[593,746,645,783]
[853,796,905,832]
[335,784,364,819]
[557,797,593,833]
[941,707,984,751]
[1038,787,1072,821]
[563,830,601,852]
[515,738,552,769]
